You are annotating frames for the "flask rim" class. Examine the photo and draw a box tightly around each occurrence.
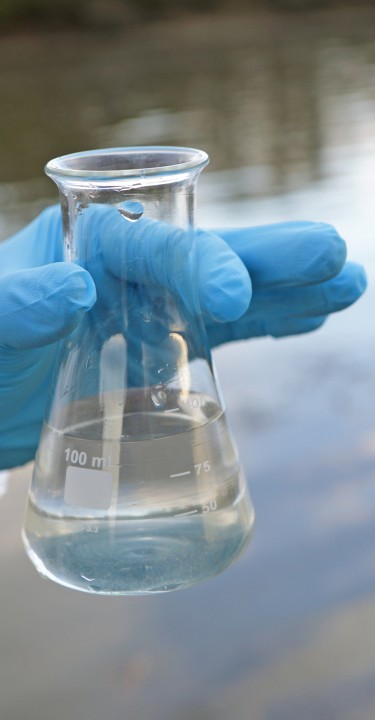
[45,146,209,180]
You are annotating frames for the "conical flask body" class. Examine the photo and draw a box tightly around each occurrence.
[23,147,254,594]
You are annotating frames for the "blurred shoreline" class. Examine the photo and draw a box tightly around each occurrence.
[2,0,375,36]
[1,3,375,47]
[1,0,375,191]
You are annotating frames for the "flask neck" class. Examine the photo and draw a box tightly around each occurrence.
[44,147,222,429]
[46,146,208,262]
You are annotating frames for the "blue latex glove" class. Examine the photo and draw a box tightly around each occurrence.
[0,206,366,469]
[206,223,367,346]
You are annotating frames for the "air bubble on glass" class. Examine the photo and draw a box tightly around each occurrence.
[118,200,144,222]
[151,385,167,408]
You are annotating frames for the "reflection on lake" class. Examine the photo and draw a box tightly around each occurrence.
[1,6,375,720]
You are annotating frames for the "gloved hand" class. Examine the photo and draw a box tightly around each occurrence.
[0,206,366,469]
[206,223,367,346]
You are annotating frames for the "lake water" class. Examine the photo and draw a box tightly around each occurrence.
[2,6,375,719]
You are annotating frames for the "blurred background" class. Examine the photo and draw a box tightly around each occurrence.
[1,1,375,719]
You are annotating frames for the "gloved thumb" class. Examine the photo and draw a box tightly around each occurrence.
[0,263,96,350]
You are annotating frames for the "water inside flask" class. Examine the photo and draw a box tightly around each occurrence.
[22,146,255,594]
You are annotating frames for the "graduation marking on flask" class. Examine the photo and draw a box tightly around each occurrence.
[170,470,191,478]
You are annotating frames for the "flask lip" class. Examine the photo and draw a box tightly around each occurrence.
[45,146,209,180]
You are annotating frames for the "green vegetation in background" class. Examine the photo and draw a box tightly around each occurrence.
[0,0,341,32]
[0,0,88,28]
[0,0,220,31]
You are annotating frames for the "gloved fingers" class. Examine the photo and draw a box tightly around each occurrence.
[0,263,96,350]
[0,343,56,468]
[195,230,252,321]
[207,313,328,347]
[81,206,252,322]
[217,221,347,290]
[1,204,252,324]
[0,206,63,272]
[206,261,366,347]
[264,315,328,338]
[244,262,367,320]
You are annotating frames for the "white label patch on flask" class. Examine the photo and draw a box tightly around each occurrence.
[64,466,113,510]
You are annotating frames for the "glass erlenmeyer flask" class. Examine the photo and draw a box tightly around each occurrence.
[22,146,254,595]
